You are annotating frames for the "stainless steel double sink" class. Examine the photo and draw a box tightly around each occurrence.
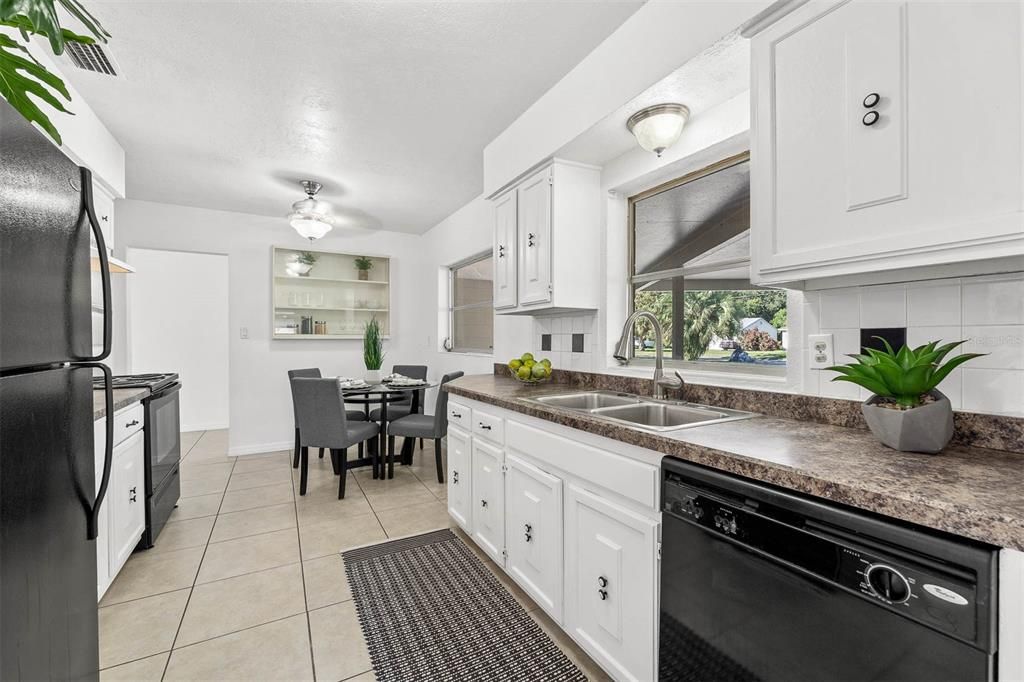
[525,390,756,432]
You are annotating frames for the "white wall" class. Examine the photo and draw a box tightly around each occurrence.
[114,199,429,454]
[126,248,230,431]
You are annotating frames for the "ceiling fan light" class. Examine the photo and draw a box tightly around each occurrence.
[627,103,690,157]
[289,214,333,241]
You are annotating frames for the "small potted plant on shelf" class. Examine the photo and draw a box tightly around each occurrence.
[354,256,373,281]
[827,338,984,454]
[363,317,385,383]
[286,251,317,277]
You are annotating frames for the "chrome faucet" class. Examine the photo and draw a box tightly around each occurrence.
[613,310,685,400]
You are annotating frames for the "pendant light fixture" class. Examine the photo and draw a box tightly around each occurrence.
[627,103,690,157]
[288,180,334,241]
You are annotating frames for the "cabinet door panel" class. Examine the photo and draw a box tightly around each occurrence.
[517,169,552,306]
[566,484,657,682]
[505,453,563,622]
[471,439,505,564]
[446,425,472,533]
[493,191,518,309]
[109,431,145,575]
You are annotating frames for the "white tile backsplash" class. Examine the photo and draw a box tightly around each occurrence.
[962,368,1024,416]
[859,284,906,328]
[962,273,1024,325]
[806,273,1024,415]
[534,312,597,373]
[907,279,961,326]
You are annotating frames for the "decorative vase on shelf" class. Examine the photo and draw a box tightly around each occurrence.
[354,256,373,282]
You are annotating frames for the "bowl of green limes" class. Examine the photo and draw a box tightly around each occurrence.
[508,353,553,383]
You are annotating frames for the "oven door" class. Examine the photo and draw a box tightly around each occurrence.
[659,514,993,682]
[145,383,181,492]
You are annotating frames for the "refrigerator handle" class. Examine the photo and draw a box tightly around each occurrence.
[83,362,114,540]
[81,167,112,362]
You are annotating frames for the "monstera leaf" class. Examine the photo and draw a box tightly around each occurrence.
[0,0,108,144]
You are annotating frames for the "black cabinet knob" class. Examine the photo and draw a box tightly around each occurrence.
[862,111,880,126]
[452,471,459,484]
[481,499,488,508]
[598,589,608,600]
[497,245,505,258]
[527,232,536,247]
[598,576,608,588]
[863,92,880,108]
[524,533,532,543]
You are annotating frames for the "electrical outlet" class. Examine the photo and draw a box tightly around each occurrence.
[808,333,834,369]
[240,327,248,339]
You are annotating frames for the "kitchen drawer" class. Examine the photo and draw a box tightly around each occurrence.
[112,403,144,446]
[448,400,472,430]
[472,408,505,444]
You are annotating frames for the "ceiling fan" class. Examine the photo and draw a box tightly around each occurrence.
[287,180,335,241]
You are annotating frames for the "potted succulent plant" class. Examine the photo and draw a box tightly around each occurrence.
[363,317,385,383]
[827,339,984,454]
[354,256,373,281]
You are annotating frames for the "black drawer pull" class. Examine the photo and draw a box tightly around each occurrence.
[451,412,462,419]
[478,423,492,431]
[125,419,139,427]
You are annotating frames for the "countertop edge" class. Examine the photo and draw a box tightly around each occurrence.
[446,382,1024,551]
[93,387,149,421]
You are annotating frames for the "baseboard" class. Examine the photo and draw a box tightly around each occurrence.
[228,440,292,457]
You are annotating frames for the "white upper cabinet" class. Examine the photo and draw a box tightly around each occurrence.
[491,160,602,315]
[750,0,1024,286]
[493,191,518,310]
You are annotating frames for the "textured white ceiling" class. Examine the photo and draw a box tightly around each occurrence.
[61,1,643,233]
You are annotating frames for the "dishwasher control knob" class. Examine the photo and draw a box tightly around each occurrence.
[867,564,911,603]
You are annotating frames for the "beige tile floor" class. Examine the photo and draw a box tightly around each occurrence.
[98,430,608,681]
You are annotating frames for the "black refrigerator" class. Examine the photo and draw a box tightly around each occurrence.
[0,100,115,680]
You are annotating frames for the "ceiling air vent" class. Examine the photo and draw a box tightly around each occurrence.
[65,42,118,76]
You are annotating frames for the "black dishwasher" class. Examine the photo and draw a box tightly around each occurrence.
[659,458,998,682]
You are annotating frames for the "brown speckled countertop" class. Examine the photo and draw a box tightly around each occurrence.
[446,374,1024,551]
[93,388,149,420]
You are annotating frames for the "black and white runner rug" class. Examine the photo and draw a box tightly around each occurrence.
[343,529,588,681]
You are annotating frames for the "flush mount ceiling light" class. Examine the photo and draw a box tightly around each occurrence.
[627,103,690,157]
[287,180,335,241]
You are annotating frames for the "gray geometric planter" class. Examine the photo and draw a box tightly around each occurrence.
[861,390,954,454]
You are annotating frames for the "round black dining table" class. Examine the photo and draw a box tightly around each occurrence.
[341,381,435,479]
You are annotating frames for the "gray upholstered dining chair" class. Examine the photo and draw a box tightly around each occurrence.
[385,371,463,483]
[368,364,428,422]
[291,378,379,498]
[288,368,366,469]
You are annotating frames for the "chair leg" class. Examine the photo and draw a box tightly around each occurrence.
[299,446,309,495]
[336,448,349,499]
[329,449,340,475]
[293,428,300,469]
[358,442,364,459]
[387,436,395,479]
[435,438,444,484]
[370,436,379,478]
[319,447,325,459]
[419,438,424,450]
[402,437,413,466]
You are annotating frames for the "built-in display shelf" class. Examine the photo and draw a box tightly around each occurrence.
[272,246,391,339]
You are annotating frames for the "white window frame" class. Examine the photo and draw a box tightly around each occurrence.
[446,251,494,355]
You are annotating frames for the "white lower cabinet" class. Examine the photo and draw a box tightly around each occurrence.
[565,484,658,682]
[446,425,473,533]
[108,430,146,576]
[94,405,146,599]
[448,398,661,681]
[471,438,506,565]
[505,452,563,622]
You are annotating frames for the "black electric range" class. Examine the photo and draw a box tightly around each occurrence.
[94,373,182,548]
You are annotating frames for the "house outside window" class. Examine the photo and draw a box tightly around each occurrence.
[447,252,494,354]
[628,153,787,375]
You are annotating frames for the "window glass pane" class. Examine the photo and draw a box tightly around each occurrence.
[452,306,493,352]
[631,283,787,368]
[453,257,493,307]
